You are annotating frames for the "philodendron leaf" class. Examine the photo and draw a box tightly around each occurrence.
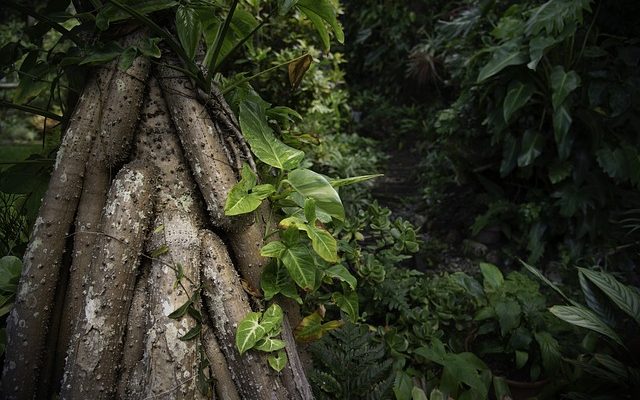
[550,66,581,111]
[279,216,338,262]
[268,350,288,372]
[287,169,344,221]
[578,268,640,324]
[477,42,528,83]
[324,264,357,290]
[261,261,301,303]
[176,5,202,60]
[239,101,304,170]
[224,164,264,216]
[255,337,286,352]
[550,305,625,348]
[288,54,313,89]
[296,0,344,50]
[260,241,287,258]
[503,81,534,122]
[236,311,267,354]
[260,304,284,333]
[281,244,316,290]
[333,290,358,322]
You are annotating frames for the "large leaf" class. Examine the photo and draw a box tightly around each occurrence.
[279,216,338,262]
[550,305,625,347]
[175,5,202,60]
[96,0,178,30]
[287,169,344,221]
[518,129,544,167]
[477,42,528,83]
[553,105,573,159]
[281,244,316,290]
[296,0,344,50]
[236,311,267,354]
[239,101,304,170]
[550,66,581,111]
[578,268,640,324]
[479,262,504,290]
[503,81,534,122]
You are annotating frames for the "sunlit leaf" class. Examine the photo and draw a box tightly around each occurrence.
[236,311,267,354]
[287,169,344,221]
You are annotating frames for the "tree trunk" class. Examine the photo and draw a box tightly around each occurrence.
[1,31,312,400]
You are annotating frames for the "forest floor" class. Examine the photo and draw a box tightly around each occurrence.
[371,135,484,275]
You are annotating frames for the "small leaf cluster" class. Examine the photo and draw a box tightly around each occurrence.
[235,304,288,371]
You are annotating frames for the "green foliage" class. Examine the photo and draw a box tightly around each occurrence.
[523,262,640,397]
[309,322,394,399]
[0,256,22,356]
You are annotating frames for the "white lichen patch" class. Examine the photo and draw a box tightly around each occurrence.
[116,78,126,92]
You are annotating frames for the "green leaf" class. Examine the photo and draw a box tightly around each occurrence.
[268,350,288,372]
[261,241,287,258]
[515,350,529,369]
[281,244,316,290]
[550,66,581,111]
[137,37,162,58]
[520,260,578,305]
[255,337,286,352]
[324,264,357,290]
[306,227,338,263]
[304,198,317,225]
[333,290,358,322]
[236,311,267,354]
[534,331,562,373]
[518,129,544,167]
[252,184,275,200]
[293,312,342,342]
[95,0,178,31]
[287,169,344,221]
[0,256,22,293]
[503,81,534,122]
[553,105,573,159]
[278,0,298,15]
[179,324,202,341]
[224,164,262,216]
[296,0,344,50]
[176,5,202,60]
[79,42,123,65]
[117,47,138,71]
[393,371,413,400]
[168,298,193,319]
[578,268,640,324]
[527,36,558,70]
[495,299,521,336]
[239,101,304,170]
[479,262,504,290]
[260,304,284,333]
[411,387,428,400]
[330,174,383,188]
[477,43,528,83]
[260,261,301,303]
[550,305,625,347]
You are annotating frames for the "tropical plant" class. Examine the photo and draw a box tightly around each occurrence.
[524,261,640,398]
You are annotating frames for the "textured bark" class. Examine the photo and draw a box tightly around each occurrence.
[61,161,155,399]
[201,319,242,400]
[116,262,151,398]
[1,66,114,400]
[200,230,290,400]
[157,64,249,232]
[57,46,150,389]
[139,211,207,399]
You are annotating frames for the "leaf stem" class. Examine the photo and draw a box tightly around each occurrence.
[221,53,309,95]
